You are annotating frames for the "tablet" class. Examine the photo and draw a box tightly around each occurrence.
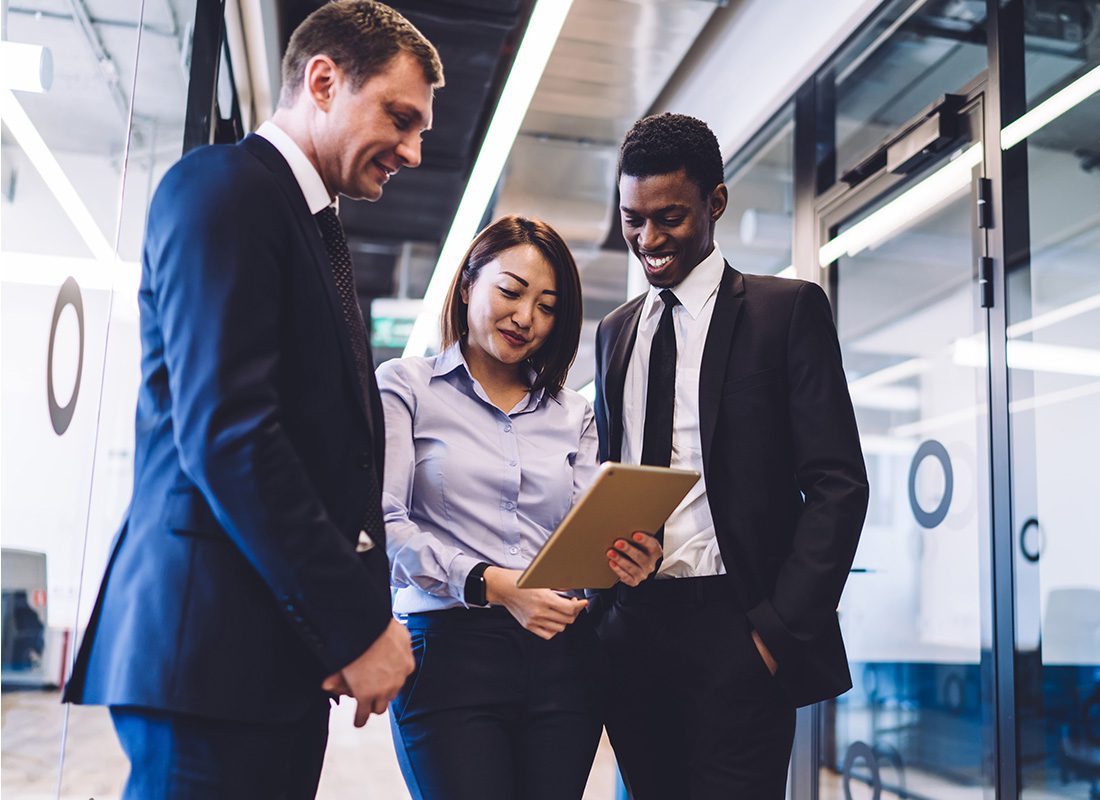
[516,462,700,590]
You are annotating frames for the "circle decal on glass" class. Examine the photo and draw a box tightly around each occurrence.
[1019,517,1043,563]
[842,740,882,800]
[47,276,85,436]
[908,439,953,529]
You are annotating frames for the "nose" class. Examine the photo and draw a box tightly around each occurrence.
[396,134,422,169]
[511,302,533,328]
[638,221,664,251]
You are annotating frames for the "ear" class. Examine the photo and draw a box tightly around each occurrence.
[304,55,339,111]
[710,182,729,223]
[459,275,471,305]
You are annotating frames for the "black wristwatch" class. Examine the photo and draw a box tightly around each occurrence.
[464,562,492,607]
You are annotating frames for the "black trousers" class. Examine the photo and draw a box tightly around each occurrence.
[390,606,604,800]
[110,702,329,800]
[595,575,796,799]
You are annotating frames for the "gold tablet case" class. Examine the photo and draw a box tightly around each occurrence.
[516,462,700,590]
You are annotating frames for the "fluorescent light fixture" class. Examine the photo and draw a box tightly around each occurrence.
[849,385,920,411]
[891,380,1100,438]
[847,357,931,395]
[954,336,1100,377]
[1002,63,1100,150]
[819,144,982,266]
[1,42,53,93]
[403,0,574,357]
[1,88,115,262]
[775,264,796,279]
[1,252,139,293]
[1007,291,1100,338]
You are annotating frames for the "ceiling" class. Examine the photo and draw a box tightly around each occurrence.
[5,0,1096,379]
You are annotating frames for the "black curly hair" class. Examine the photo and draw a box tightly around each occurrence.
[618,113,724,198]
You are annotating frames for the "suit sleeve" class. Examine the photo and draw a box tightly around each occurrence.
[746,281,869,669]
[148,161,391,674]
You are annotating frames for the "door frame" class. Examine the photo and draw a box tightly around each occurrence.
[789,62,1025,798]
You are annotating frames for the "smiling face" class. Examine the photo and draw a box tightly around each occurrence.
[619,168,728,288]
[313,51,434,201]
[460,244,559,371]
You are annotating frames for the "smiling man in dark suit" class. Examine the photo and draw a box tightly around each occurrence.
[62,3,443,797]
[592,113,869,798]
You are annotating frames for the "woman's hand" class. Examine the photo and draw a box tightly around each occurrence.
[484,567,587,640]
[607,532,662,586]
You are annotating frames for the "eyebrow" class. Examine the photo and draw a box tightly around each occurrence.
[619,203,690,215]
[502,271,558,296]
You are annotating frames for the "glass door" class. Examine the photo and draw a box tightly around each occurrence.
[815,96,998,798]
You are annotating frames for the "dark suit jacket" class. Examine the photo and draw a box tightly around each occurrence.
[594,265,869,708]
[63,135,393,722]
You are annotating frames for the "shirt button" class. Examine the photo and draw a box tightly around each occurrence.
[509,546,519,555]
[503,424,512,433]
[504,501,515,511]
[509,460,518,467]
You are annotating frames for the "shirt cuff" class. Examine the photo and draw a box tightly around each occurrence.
[446,552,484,607]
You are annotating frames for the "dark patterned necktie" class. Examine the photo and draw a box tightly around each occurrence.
[315,206,385,548]
[640,289,680,550]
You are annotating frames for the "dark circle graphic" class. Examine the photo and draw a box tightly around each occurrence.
[908,440,953,529]
[843,741,882,800]
[47,277,84,436]
[1020,517,1043,563]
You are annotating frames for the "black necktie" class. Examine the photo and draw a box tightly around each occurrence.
[315,206,385,547]
[640,289,680,551]
[641,289,679,469]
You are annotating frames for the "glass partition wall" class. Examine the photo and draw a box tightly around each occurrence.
[1011,5,1100,796]
[794,1,1100,797]
[2,0,196,795]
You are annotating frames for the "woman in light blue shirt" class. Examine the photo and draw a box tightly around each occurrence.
[378,216,661,799]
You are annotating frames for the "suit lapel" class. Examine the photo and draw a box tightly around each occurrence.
[606,299,644,462]
[699,265,745,472]
[240,135,373,427]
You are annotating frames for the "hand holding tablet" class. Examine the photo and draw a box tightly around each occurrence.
[516,463,700,590]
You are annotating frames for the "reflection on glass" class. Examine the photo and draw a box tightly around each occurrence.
[819,182,996,798]
[1,0,191,796]
[831,0,988,182]
[716,108,793,277]
[1013,10,1100,794]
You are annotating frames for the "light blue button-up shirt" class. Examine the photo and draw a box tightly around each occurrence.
[377,344,599,614]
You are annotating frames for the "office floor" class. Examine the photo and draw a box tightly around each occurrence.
[1,689,618,799]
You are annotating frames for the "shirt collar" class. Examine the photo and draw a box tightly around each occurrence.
[431,342,547,410]
[255,121,334,215]
[641,242,726,322]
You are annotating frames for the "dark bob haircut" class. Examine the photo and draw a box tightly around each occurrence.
[618,112,724,198]
[279,0,444,107]
[440,216,582,398]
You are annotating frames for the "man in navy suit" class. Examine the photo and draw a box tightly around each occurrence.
[62,3,443,796]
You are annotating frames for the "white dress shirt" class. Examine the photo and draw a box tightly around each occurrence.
[255,121,333,214]
[621,244,728,578]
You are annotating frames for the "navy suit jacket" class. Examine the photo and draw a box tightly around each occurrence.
[63,135,393,722]
[594,266,869,708]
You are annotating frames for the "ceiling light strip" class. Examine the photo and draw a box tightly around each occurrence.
[1001,63,1100,150]
[1,88,115,262]
[1007,291,1100,338]
[819,144,982,266]
[403,0,574,357]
